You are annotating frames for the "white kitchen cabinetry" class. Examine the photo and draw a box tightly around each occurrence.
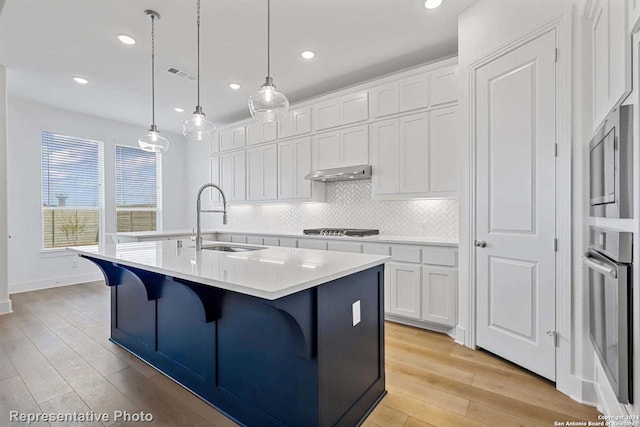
[429,106,459,194]
[210,133,219,154]
[278,137,324,201]
[298,239,329,250]
[312,124,369,170]
[313,92,369,131]
[371,83,400,118]
[246,121,278,146]
[246,144,278,201]
[429,65,458,107]
[421,266,457,327]
[219,126,246,152]
[219,151,246,202]
[209,155,221,204]
[589,0,631,130]
[279,107,312,139]
[399,73,430,112]
[387,262,422,320]
[371,109,458,199]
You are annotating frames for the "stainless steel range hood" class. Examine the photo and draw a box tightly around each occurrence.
[304,165,372,182]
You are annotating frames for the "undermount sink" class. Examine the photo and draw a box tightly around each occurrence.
[201,244,265,253]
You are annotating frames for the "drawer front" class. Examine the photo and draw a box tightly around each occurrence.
[263,237,280,246]
[217,234,232,243]
[422,247,457,267]
[279,238,298,248]
[327,241,363,253]
[298,239,329,250]
[363,243,391,256]
[246,236,264,245]
[391,246,421,263]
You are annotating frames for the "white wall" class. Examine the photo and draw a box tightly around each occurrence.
[6,97,188,294]
[0,65,11,314]
[457,0,591,404]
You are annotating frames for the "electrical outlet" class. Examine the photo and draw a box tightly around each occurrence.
[352,300,361,326]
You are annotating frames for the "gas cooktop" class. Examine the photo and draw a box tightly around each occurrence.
[303,228,380,237]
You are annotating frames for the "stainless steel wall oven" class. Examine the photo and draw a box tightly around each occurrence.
[589,105,633,218]
[583,227,633,404]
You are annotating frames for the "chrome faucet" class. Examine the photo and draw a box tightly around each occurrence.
[196,183,228,251]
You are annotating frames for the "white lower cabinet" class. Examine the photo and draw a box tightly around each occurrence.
[421,266,457,327]
[387,262,422,320]
[298,239,329,250]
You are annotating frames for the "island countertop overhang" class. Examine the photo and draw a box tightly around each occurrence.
[68,240,390,300]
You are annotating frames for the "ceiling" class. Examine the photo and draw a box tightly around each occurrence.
[0,0,475,133]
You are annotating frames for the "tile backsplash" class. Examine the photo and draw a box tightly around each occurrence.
[210,180,458,238]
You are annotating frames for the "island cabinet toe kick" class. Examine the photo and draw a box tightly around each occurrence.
[81,255,386,427]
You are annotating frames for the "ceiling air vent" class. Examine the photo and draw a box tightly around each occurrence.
[166,66,197,81]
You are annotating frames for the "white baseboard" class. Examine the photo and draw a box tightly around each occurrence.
[567,374,598,406]
[593,354,631,419]
[455,325,467,346]
[0,299,12,315]
[385,314,456,339]
[9,273,104,294]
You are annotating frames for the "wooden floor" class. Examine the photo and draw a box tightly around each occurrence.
[0,282,600,427]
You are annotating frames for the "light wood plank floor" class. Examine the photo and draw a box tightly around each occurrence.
[0,282,600,426]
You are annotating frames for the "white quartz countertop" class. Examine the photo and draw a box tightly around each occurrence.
[111,229,458,247]
[68,240,390,300]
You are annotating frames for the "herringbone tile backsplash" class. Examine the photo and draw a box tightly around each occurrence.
[210,180,458,238]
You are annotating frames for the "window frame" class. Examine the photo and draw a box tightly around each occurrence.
[114,144,162,234]
[40,131,105,252]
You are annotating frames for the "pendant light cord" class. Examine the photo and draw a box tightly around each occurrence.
[151,13,156,127]
[197,0,201,107]
[267,0,270,78]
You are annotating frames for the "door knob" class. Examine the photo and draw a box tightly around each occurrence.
[474,240,487,248]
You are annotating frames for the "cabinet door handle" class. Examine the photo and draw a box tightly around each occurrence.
[474,240,487,248]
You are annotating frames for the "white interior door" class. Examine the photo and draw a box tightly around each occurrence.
[475,30,557,380]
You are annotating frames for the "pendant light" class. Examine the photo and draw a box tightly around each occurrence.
[182,0,216,142]
[248,0,289,122]
[138,10,169,153]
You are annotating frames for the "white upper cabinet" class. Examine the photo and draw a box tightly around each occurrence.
[371,108,457,199]
[341,92,369,125]
[246,144,278,201]
[429,106,459,194]
[399,112,430,194]
[220,150,246,202]
[372,83,400,118]
[219,126,246,152]
[313,92,369,131]
[313,100,341,131]
[429,65,458,107]
[589,0,631,130]
[399,73,430,112]
[371,119,401,195]
[312,124,369,170]
[246,121,278,146]
[210,132,219,154]
[209,155,221,204]
[279,107,312,139]
[278,137,320,200]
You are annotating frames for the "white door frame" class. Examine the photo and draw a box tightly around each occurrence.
[462,16,573,395]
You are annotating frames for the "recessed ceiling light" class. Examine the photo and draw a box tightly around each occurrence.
[73,76,88,85]
[174,107,184,113]
[116,34,136,45]
[301,50,315,60]
[229,83,241,90]
[424,0,443,9]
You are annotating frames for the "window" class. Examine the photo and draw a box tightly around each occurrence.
[41,132,103,249]
[115,145,159,232]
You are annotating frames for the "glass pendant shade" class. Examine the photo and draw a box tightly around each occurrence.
[248,78,289,122]
[138,126,169,153]
[182,107,216,142]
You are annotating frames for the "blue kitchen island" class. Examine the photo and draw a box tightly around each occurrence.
[69,240,389,427]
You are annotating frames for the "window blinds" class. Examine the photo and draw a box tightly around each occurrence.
[115,145,158,232]
[41,132,102,249]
